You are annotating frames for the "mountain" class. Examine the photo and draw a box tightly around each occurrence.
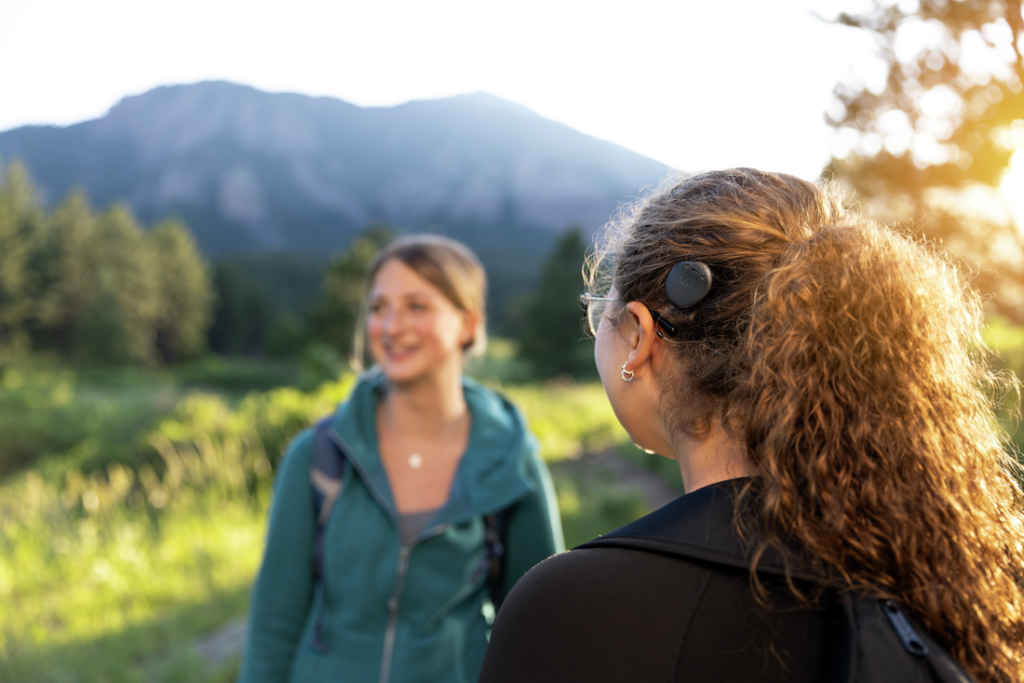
[0,82,671,320]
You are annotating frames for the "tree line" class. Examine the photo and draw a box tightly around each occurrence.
[0,159,597,378]
[0,161,213,364]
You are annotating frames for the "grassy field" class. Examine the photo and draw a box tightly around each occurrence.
[3,321,1022,683]
[0,354,655,683]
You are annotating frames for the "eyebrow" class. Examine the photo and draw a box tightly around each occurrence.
[368,290,436,300]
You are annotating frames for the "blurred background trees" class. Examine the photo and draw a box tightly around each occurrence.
[0,162,39,356]
[0,159,604,381]
[0,161,215,364]
[309,223,394,361]
[148,221,216,363]
[518,227,596,379]
[828,0,1024,321]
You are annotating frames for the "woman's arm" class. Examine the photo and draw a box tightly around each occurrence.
[497,444,565,600]
[238,429,317,683]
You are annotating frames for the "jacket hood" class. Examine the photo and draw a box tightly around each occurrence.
[329,370,538,524]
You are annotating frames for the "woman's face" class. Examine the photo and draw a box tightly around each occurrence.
[367,258,473,385]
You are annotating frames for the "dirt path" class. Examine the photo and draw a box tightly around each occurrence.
[194,616,248,668]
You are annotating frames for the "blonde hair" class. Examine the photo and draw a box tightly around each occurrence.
[352,234,487,369]
[589,168,1024,682]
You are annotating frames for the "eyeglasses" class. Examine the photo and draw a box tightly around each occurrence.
[578,292,678,339]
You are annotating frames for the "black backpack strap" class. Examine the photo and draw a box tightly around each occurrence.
[485,511,509,610]
[467,508,512,610]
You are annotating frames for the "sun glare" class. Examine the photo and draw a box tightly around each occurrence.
[999,148,1024,231]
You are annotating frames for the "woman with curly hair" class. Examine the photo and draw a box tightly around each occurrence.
[479,168,1024,682]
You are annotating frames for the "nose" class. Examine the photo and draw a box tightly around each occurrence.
[382,306,407,336]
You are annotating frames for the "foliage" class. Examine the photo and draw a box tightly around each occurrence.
[464,337,534,386]
[554,474,648,549]
[207,253,326,358]
[505,380,628,461]
[0,373,354,682]
[309,223,394,362]
[0,359,639,681]
[76,205,162,363]
[828,0,1024,321]
[149,221,216,362]
[33,191,97,355]
[517,228,597,379]
[207,260,273,356]
[0,164,216,364]
[4,322,1023,679]
[0,161,41,357]
[0,356,306,482]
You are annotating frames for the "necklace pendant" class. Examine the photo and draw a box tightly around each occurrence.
[408,453,423,469]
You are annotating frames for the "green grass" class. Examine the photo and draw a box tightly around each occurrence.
[0,357,644,682]
[9,314,1021,682]
[505,381,628,461]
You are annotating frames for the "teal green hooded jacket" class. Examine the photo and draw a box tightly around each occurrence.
[239,372,564,683]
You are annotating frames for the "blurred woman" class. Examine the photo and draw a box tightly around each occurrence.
[479,169,1024,682]
[240,234,563,683]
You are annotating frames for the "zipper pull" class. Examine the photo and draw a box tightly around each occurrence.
[882,599,929,656]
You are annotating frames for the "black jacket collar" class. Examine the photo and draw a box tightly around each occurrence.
[577,478,824,583]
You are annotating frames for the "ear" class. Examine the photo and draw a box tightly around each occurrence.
[460,309,481,348]
[620,302,658,378]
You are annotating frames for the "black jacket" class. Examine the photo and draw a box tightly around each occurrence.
[479,479,833,682]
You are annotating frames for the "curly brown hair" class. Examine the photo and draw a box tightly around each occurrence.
[588,168,1024,682]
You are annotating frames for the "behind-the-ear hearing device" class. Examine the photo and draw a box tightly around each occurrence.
[665,261,713,309]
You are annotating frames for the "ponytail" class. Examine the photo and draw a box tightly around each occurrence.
[592,168,1024,682]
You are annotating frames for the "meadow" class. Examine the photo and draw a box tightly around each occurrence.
[0,350,662,683]
[1,322,1022,683]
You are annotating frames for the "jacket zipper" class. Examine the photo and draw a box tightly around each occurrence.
[379,523,449,683]
[327,428,450,683]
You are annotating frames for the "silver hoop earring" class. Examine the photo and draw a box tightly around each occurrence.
[621,362,635,382]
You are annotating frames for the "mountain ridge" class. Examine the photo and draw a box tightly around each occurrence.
[0,81,669,255]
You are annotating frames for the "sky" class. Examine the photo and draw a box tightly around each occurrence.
[1,0,881,180]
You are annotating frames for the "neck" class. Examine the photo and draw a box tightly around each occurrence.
[673,420,751,493]
[382,366,467,438]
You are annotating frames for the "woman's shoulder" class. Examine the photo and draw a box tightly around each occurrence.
[479,547,715,682]
[505,545,710,607]
[273,426,318,489]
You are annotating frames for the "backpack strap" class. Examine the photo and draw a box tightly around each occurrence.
[484,511,509,610]
[310,416,347,580]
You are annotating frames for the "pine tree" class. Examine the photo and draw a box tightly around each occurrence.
[147,220,215,363]
[311,224,394,360]
[0,160,42,356]
[74,205,159,362]
[518,228,596,380]
[35,191,97,354]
